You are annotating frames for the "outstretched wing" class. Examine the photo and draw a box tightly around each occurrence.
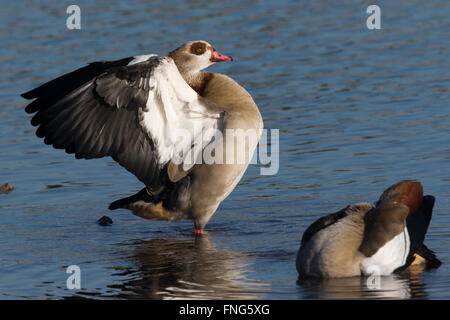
[22,55,224,190]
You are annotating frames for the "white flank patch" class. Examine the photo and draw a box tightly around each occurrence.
[128,54,158,65]
[360,226,410,276]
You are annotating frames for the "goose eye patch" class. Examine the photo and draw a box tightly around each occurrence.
[190,42,206,55]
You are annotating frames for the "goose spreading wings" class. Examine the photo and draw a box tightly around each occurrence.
[22,40,263,234]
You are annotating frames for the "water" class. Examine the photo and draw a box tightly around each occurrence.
[0,0,449,299]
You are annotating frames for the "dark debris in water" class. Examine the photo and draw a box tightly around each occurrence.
[97,215,113,226]
[0,182,14,194]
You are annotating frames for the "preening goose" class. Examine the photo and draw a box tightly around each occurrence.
[21,40,263,234]
[296,180,441,278]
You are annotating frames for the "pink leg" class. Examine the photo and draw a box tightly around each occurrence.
[194,228,204,235]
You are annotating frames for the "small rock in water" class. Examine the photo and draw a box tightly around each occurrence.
[0,182,14,194]
[97,215,113,226]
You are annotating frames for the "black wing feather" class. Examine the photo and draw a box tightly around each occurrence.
[399,195,438,270]
[301,206,350,246]
[22,57,165,190]
[21,57,134,101]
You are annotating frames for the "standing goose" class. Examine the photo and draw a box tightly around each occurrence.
[296,180,441,278]
[21,40,263,234]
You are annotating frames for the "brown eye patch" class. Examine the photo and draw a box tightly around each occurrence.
[190,42,207,55]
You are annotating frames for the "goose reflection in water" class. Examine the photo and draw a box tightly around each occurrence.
[297,266,431,299]
[107,235,267,300]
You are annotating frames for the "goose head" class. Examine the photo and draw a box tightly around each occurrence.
[375,180,423,216]
[169,40,232,75]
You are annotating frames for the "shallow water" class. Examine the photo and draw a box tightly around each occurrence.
[1,0,449,299]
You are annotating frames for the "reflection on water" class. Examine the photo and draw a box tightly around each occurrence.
[113,236,265,300]
[73,236,267,300]
[298,276,408,299]
[297,271,427,299]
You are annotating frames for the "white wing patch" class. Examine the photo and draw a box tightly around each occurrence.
[128,54,158,65]
[360,226,411,276]
[140,58,222,170]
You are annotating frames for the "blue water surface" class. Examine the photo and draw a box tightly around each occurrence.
[0,0,449,299]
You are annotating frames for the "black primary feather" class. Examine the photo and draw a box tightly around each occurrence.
[22,57,166,190]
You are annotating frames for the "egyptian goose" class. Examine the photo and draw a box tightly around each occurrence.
[21,40,263,234]
[296,180,441,278]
